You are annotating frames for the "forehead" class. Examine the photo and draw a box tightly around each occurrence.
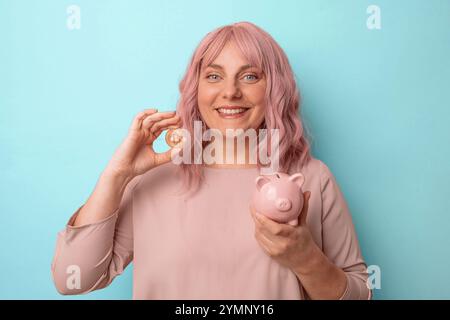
[202,41,261,72]
[211,41,247,64]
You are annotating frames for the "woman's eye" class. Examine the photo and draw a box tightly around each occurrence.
[243,74,258,81]
[207,74,220,81]
[206,73,259,82]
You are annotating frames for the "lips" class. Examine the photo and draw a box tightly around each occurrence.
[215,105,249,110]
[215,106,249,118]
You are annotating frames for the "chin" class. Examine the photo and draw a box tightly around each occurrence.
[223,126,254,138]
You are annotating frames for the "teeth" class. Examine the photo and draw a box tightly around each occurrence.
[217,108,247,115]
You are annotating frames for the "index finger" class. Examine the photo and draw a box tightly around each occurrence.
[142,111,178,128]
[130,108,158,132]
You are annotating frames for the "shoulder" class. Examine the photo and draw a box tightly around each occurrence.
[292,157,336,193]
[296,157,333,179]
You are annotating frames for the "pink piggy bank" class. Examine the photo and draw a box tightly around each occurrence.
[251,172,305,226]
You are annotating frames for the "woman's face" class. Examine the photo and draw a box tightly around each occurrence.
[197,41,266,136]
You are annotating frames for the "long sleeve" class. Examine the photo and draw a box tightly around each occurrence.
[50,175,141,295]
[319,161,372,300]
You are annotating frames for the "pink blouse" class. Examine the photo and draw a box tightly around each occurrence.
[51,158,372,299]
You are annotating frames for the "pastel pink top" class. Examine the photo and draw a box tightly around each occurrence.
[51,158,372,299]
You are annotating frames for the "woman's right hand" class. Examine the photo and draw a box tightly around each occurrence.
[104,108,182,179]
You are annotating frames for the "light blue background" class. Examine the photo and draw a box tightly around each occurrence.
[1,0,449,299]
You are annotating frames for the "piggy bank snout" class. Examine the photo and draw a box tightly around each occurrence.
[275,198,292,212]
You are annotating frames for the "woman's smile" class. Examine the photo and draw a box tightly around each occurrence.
[215,106,251,119]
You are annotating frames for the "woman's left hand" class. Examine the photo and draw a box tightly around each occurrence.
[249,191,315,271]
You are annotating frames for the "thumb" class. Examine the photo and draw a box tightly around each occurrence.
[298,191,311,226]
[154,146,182,166]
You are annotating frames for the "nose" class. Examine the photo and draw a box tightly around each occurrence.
[275,198,292,212]
[222,79,242,99]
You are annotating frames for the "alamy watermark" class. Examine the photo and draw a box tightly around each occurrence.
[169,121,280,175]
[367,5,381,30]
[366,265,381,290]
[66,265,81,290]
[66,5,81,30]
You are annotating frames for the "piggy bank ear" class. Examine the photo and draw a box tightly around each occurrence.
[255,176,271,191]
[289,173,305,188]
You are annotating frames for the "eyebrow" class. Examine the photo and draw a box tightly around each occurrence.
[206,63,255,72]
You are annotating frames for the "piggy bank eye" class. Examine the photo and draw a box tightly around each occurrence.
[275,173,280,179]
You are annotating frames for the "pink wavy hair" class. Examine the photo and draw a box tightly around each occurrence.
[174,21,313,197]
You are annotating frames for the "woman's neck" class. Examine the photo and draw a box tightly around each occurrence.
[201,136,259,168]
[202,163,258,169]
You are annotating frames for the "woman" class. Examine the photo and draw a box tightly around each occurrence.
[51,21,371,300]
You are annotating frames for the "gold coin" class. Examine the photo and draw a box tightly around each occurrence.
[165,128,183,148]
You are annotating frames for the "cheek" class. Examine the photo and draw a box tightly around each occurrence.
[197,84,220,126]
[251,84,267,104]
[241,80,266,106]
[245,85,266,119]
[198,83,219,107]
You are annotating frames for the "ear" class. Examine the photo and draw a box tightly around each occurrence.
[255,176,271,191]
[289,173,305,188]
